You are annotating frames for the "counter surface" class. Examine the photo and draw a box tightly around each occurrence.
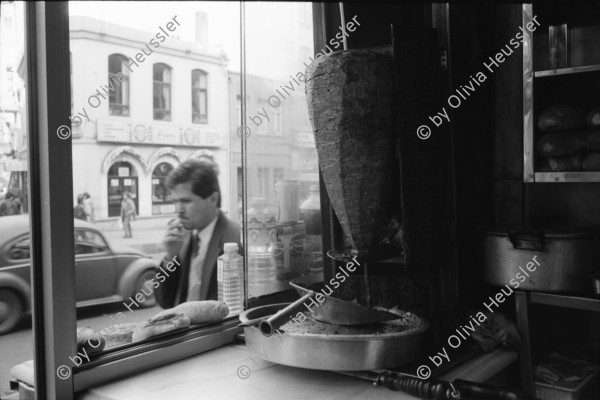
[76,343,517,400]
[77,342,424,400]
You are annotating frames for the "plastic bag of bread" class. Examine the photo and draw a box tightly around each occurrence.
[132,311,190,342]
[538,105,586,132]
[153,300,229,325]
[77,327,106,356]
[583,153,600,171]
[587,107,600,128]
[585,130,600,150]
[548,154,584,172]
[537,131,589,157]
[100,322,139,348]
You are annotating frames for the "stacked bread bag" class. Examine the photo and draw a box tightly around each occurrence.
[537,105,600,171]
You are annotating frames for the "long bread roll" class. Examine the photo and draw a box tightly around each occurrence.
[153,300,229,325]
[132,311,190,342]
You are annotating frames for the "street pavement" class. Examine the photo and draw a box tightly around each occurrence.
[103,225,166,256]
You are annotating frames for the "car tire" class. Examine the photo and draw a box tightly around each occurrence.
[0,289,24,335]
[133,270,157,308]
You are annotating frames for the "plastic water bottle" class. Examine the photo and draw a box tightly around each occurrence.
[299,185,323,273]
[217,243,244,315]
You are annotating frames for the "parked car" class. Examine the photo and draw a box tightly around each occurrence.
[0,215,158,334]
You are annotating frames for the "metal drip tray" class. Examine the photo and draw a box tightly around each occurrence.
[240,303,428,371]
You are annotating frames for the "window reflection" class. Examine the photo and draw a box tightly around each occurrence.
[239,2,322,298]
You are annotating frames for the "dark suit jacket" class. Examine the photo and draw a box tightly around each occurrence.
[155,211,241,308]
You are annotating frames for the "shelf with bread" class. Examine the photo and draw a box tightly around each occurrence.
[523,4,600,183]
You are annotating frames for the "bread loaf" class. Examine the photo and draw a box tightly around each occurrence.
[538,105,586,132]
[132,312,190,342]
[100,322,139,348]
[586,107,600,127]
[537,131,589,157]
[153,301,229,325]
[548,154,584,172]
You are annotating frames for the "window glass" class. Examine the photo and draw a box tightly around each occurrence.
[74,230,109,254]
[68,1,242,355]
[108,54,130,116]
[0,1,35,395]
[192,69,208,123]
[151,162,174,215]
[153,63,171,121]
[60,0,319,370]
[240,2,322,298]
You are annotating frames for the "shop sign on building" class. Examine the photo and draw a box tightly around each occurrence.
[97,120,222,147]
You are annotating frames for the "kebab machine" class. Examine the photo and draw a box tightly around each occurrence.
[239,34,532,400]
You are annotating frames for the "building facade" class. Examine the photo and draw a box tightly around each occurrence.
[69,16,231,226]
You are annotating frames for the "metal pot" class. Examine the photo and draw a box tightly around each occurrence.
[240,303,428,371]
[479,227,600,293]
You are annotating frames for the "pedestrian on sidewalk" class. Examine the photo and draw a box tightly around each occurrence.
[120,192,137,238]
[74,194,87,221]
[0,191,21,216]
[83,192,95,222]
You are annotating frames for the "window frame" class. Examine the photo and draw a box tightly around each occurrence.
[26,3,331,398]
[191,69,208,124]
[26,3,77,399]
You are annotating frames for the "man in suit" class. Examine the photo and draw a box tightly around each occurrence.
[154,159,241,308]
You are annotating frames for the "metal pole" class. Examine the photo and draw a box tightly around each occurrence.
[240,1,249,311]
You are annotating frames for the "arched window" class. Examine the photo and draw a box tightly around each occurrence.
[107,161,138,217]
[108,54,130,116]
[152,162,174,214]
[153,63,171,121]
[192,69,208,123]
